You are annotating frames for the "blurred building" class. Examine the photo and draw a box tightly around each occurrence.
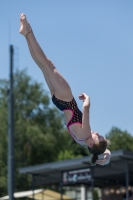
[18,150,133,200]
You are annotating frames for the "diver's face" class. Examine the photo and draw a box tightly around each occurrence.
[91,131,106,144]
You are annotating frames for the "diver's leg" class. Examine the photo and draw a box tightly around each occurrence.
[20,13,73,101]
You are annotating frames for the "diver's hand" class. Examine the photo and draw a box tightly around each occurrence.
[79,93,90,108]
[96,149,111,166]
[96,159,110,166]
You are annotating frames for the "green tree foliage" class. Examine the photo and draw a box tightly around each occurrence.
[0,69,87,196]
[0,79,8,195]
[93,189,99,200]
[0,69,133,197]
[106,127,133,152]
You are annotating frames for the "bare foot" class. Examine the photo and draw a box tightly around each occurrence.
[19,13,32,36]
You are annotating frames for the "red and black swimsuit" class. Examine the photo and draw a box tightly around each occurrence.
[52,95,88,148]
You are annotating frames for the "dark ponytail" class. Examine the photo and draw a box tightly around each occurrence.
[91,154,98,166]
[88,139,109,166]
[88,139,111,166]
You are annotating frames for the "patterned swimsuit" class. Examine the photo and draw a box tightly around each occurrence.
[52,95,88,148]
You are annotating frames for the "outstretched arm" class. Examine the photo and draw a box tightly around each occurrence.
[96,149,111,166]
[79,93,91,137]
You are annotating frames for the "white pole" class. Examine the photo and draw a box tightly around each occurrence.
[81,185,86,200]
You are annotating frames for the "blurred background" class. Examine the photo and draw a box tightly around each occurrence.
[0,1,133,200]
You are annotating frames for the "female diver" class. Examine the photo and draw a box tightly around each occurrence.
[19,13,111,166]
